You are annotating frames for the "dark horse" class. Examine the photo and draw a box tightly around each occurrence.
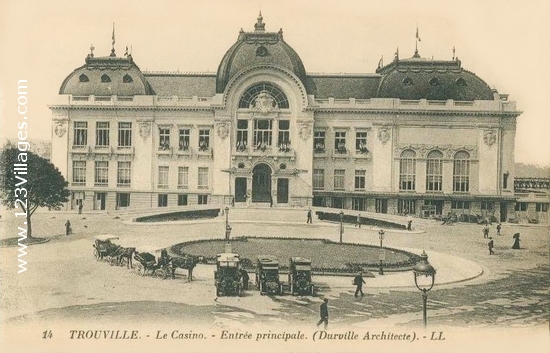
[117,247,136,268]
[171,256,199,282]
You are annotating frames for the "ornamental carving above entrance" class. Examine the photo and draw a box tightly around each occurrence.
[251,91,278,114]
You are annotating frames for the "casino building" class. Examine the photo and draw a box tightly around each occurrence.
[50,14,521,222]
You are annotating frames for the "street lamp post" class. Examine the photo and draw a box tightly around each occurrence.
[224,206,231,241]
[339,211,344,243]
[378,229,385,275]
[412,251,436,328]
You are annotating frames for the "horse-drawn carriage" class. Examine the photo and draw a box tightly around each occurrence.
[133,247,197,280]
[93,234,119,262]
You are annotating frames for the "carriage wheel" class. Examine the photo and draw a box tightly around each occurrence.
[135,263,144,276]
[155,269,167,279]
[93,248,100,261]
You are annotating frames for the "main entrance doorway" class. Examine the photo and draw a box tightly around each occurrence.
[252,164,272,203]
[95,192,106,210]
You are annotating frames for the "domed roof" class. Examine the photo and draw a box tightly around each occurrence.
[376,51,495,101]
[216,13,307,93]
[59,53,153,96]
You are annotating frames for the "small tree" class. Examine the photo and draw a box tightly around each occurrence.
[1,146,70,239]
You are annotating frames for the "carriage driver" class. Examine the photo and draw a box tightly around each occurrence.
[156,249,175,279]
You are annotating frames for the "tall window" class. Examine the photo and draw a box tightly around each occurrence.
[72,161,86,185]
[158,194,168,207]
[254,119,272,149]
[355,132,368,154]
[178,194,188,206]
[334,131,346,153]
[453,151,470,192]
[73,122,87,147]
[236,120,248,150]
[117,193,130,208]
[117,162,131,187]
[198,167,209,189]
[354,170,366,190]
[352,198,367,211]
[179,128,190,150]
[178,166,189,189]
[198,129,210,151]
[158,166,169,189]
[278,120,290,151]
[426,150,443,192]
[399,149,416,191]
[118,122,132,147]
[159,127,170,149]
[95,122,109,147]
[94,161,108,186]
[313,169,325,190]
[398,199,416,214]
[334,169,345,191]
[313,131,325,152]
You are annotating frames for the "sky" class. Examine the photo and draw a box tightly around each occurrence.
[1,0,549,166]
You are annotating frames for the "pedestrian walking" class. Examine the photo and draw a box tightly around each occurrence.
[488,237,495,255]
[240,269,249,290]
[483,226,489,238]
[496,223,502,236]
[512,233,521,249]
[407,217,413,231]
[65,220,72,235]
[78,203,83,214]
[355,214,361,228]
[307,209,313,224]
[353,272,366,297]
[316,298,329,330]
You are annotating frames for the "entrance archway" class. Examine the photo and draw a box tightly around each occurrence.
[252,163,272,202]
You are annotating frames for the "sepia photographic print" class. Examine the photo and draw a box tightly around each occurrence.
[0,1,548,352]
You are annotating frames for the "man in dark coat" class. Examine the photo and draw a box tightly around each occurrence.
[353,272,366,297]
[307,209,313,224]
[488,237,495,255]
[240,269,249,290]
[316,298,329,330]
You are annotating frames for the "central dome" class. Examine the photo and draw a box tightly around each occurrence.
[216,13,307,94]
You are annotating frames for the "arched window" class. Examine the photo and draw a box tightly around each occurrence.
[238,83,289,109]
[79,74,89,82]
[426,150,443,192]
[399,149,416,191]
[123,74,133,83]
[453,151,470,192]
[101,74,111,83]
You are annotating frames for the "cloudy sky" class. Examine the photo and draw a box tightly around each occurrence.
[1,0,548,165]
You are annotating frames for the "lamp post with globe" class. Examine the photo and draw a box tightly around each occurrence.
[412,251,436,328]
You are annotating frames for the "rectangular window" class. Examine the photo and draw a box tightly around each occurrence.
[398,199,416,214]
[199,129,210,151]
[426,159,443,192]
[73,122,87,147]
[334,131,346,153]
[178,166,189,189]
[95,122,110,147]
[481,202,493,211]
[116,193,130,208]
[536,203,549,212]
[375,199,388,213]
[72,161,86,185]
[278,120,290,151]
[178,128,190,151]
[453,159,470,192]
[178,194,188,206]
[236,120,248,150]
[514,202,527,212]
[158,194,168,207]
[355,132,368,153]
[117,161,131,187]
[451,201,470,214]
[354,170,366,190]
[352,198,367,211]
[334,169,345,191]
[198,194,208,205]
[118,122,132,147]
[159,127,171,149]
[313,131,325,152]
[94,161,108,186]
[313,169,325,190]
[399,158,416,191]
[198,167,209,189]
[158,166,169,189]
[254,119,272,148]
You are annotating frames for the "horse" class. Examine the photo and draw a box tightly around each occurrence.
[117,247,136,268]
[171,256,199,282]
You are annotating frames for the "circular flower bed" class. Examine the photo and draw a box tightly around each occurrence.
[170,236,420,275]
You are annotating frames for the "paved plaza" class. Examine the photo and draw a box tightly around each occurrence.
[0,206,548,351]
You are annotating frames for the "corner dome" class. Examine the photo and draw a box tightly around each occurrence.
[59,54,154,96]
[375,53,494,101]
[216,13,307,94]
